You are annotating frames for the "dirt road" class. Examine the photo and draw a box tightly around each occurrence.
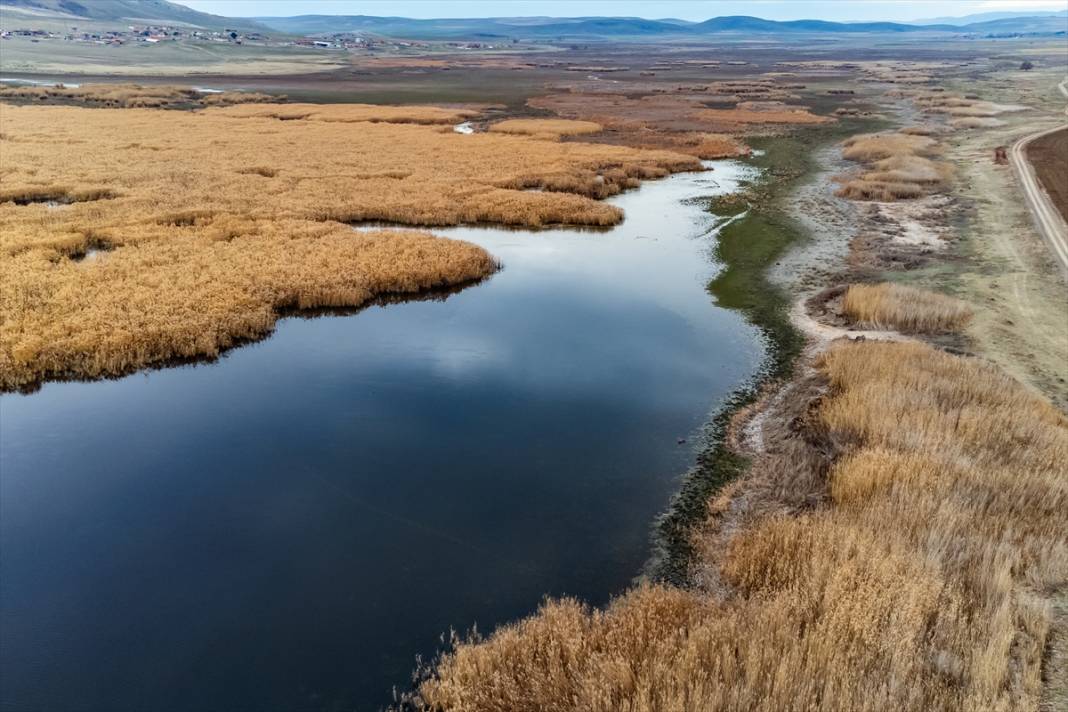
[1010,77,1068,275]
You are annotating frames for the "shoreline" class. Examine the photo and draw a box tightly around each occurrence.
[663,71,1068,707]
[414,64,1067,710]
[648,124,868,585]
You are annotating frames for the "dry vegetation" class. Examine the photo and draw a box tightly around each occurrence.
[3,224,495,388]
[836,131,953,201]
[0,104,698,388]
[773,60,954,86]
[416,339,1068,712]
[0,82,277,108]
[912,92,1026,118]
[489,119,747,159]
[529,90,830,134]
[842,283,973,333]
[488,119,603,137]
[950,117,1007,129]
[880,90,1025,133]
[407,61,1053,712]
[626,132,750,160]
[693,106,834,125]
[524,90,829,158]
[202,102,482,125]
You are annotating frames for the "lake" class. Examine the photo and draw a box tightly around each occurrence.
[0,160,763,711]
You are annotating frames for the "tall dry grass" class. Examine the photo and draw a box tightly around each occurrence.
[951,117,1007,129]
[693,107,834,125]
[0,104,697,388]
[0,82,276,108]
[2,223,495,388]
[489,119,603,137]
[642,132,749,160]
[837,131,951,201]
[842,283,973,332]
[416,340,1068,712]
[913,93,1025,119]
[841,132,937,161]
[203,102,481,125]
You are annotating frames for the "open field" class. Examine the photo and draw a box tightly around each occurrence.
[0,81,277,107]
[0,102,699,388]
[0,35,349,75]
[1028,126,1068,225]
[932,66,1068,409]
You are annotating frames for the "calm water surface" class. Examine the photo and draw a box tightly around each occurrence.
[0,161,763,711]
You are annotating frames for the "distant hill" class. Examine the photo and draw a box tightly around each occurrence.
[0,0,268,31]
[959,13,1068,34]
[694,16,942,33]
[913,9,1068,25]
[247,15,683,39]
[253,12,1067,39]
[8,2,1058,41]
[253,14,940,38]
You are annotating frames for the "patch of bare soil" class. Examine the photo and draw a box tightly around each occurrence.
[1029,126,1068,224]
[951,124,1068,410]
[777,69,1067,410]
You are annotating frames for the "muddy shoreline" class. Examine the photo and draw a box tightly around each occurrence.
[639,67,1067,709]
[648,122,867,584]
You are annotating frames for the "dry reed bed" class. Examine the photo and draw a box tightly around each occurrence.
[525,92,824,157]
[951,117,1007,129]
[912,93,1026,118]
[692,106,834,125]
[842,283,973,333]
[203,102,481,125]
[0,105,698,388]
[0,82,276,108]
[417,339,1068,711]
[488,119,604,137]
[836,132,953,201]
[0,105,698,251]
[3,224,495,388]
[614,132,750,160]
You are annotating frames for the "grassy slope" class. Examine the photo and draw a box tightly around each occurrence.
[0,0,267,31]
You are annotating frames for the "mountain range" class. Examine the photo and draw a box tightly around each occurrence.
[1,0,1064,39]
[914,9,1068,25]
[255,11,1068,39]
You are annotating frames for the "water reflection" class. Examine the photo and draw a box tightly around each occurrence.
[0,161,762,712]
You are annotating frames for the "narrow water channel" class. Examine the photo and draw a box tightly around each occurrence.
[0,160,764,712]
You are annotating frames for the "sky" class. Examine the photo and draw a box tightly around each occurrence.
[180,0,1068,22]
